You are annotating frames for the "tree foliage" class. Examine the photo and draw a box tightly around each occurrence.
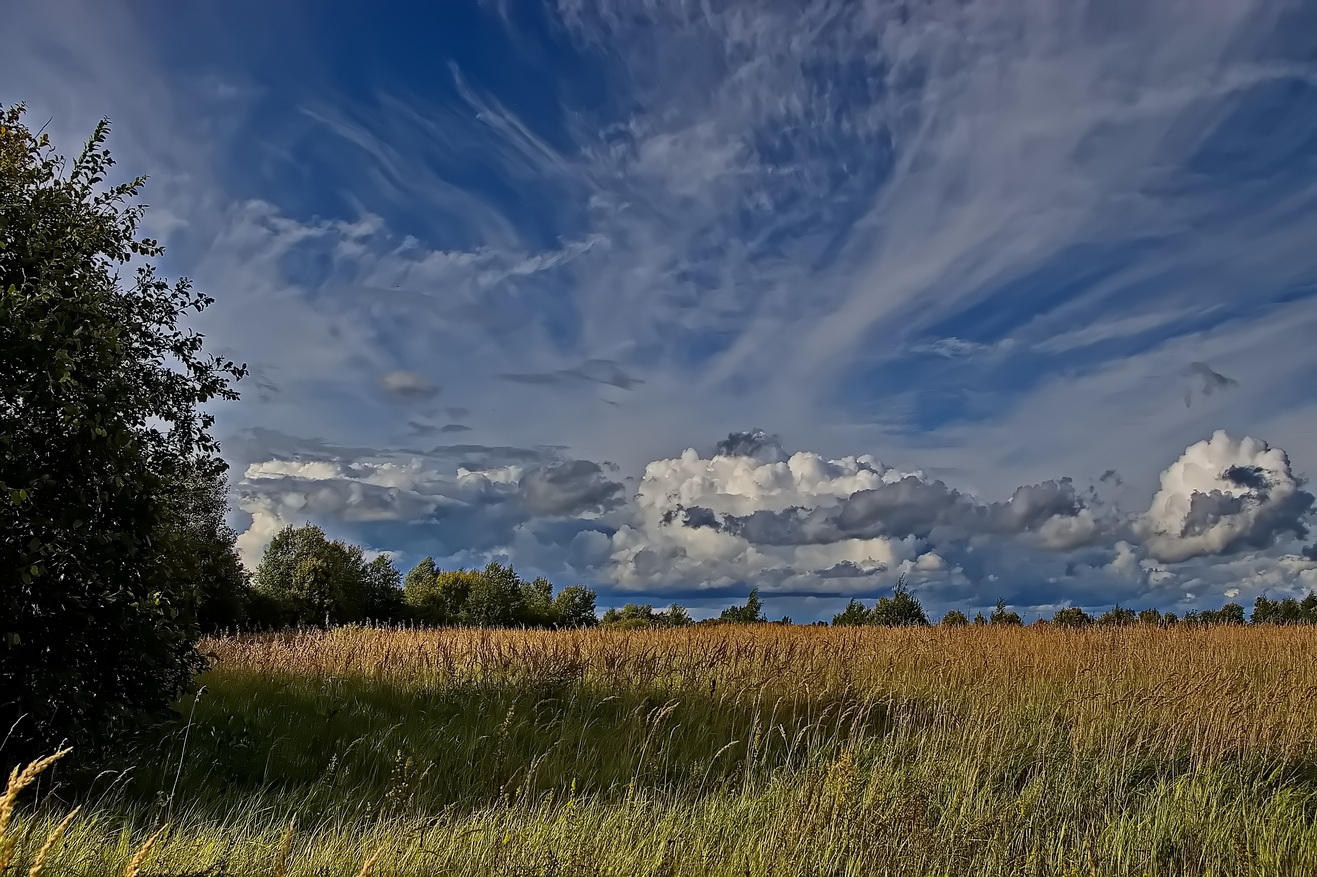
[830,579,929,627]
[1051,607,1093,628]
[0,106,244,759]
[719,588,766,624]
[402,558,598,628]
[600,602,691,629]
[252,524,404,627]
[988,599,1023,626]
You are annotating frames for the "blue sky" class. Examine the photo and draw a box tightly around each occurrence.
[6,0,1317,621]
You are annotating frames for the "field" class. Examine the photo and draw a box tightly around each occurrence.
[5,625,1317,876]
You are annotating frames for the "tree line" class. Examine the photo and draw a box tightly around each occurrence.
[830,579,1317,628]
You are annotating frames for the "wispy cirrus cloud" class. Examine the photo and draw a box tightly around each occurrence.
[5,0,1317,618]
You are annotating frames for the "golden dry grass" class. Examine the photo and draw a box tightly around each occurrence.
[6,624,1317,876]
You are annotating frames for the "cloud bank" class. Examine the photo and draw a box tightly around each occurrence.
[232,428,1317,617]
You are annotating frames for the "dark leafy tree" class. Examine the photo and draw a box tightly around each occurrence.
[463,562,526,627]
[0,106,244,760]
[870,579,929,627]
[1051,607,1093,628]
[1097,605,1137,627]
[519,575,555,627]
[988,599,1023,626]
[361,554,405,623]
[551,586,599,628]
[832,599,871,627]
[402,557,596,628]
[404,566,482,626]
[253,524,377,626]
[155,466,250,634]
[719,588,766,624]
[655,603,693,628]
[1137,608,1165,626]
[940,610,970,627]
[1252,594,1316,625]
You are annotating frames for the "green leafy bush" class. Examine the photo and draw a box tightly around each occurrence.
[1,106,243,760]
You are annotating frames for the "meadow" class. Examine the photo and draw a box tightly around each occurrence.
[5,624,1317,876]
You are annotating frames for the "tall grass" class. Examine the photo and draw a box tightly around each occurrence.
[5,625,1317,875]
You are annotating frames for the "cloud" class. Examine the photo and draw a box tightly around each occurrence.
[378,370,441,402]
[231,435,622,568]
[11,0,1317,618]
[518,460,625,516]
[497,359,643,391]
[1138,430,1314,563]
[713,429,788,463]
[1183,362,1239,407]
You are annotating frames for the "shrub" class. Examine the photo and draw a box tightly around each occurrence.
[1051,607,1093,628]
[719,588,766,624]
[988,599,1023,626]
[1,106,242,760]
[1097,605,1137,627]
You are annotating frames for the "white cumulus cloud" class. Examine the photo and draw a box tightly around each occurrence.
[1138,430,1314,563]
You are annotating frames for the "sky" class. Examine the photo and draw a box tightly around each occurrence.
[5,0,1317,622]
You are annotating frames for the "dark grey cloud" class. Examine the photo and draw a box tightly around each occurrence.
[497,359,643,391]
[227,428,387,464]
[439,423,473,434]
[425,443,561,468]
[714,429,788,463]
[561,359,644,391]
[661,475,1102,551]
[1224,465,1270,492]
[519,460,625,516]
[817,561,885,578]
[1183,362,1239,407]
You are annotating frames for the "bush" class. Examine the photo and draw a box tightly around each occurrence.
[940,610,970,626]
[404,558,598,628]
[719,588,766,624]
[831,579,929,627]
[1097,605,1137,627]
[1,107,243,761]
[989,599,1023,626]
[1051,607,1093,628]
[254,525,405,626]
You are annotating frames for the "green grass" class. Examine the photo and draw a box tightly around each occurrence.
[5,625,1317,876]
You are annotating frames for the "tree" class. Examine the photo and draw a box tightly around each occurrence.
[404,565,482,626]
[463,562,526,627]
[870,580,929,627]
[832,599,871,627]
[150,465,251,633]
[1051,607,1093,628]
[253,524,373,626]
[403,558,596,628]
[988,599,1023,626]
[655,603,693,628]
[361,554,405,623]
[1137,608,1164,626]
[1096,605,1137,627]
[940,610,969,626]
[520,575,555,627]
[1,106,244,759]
[719,588,766,624]
[551,586,599,628]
